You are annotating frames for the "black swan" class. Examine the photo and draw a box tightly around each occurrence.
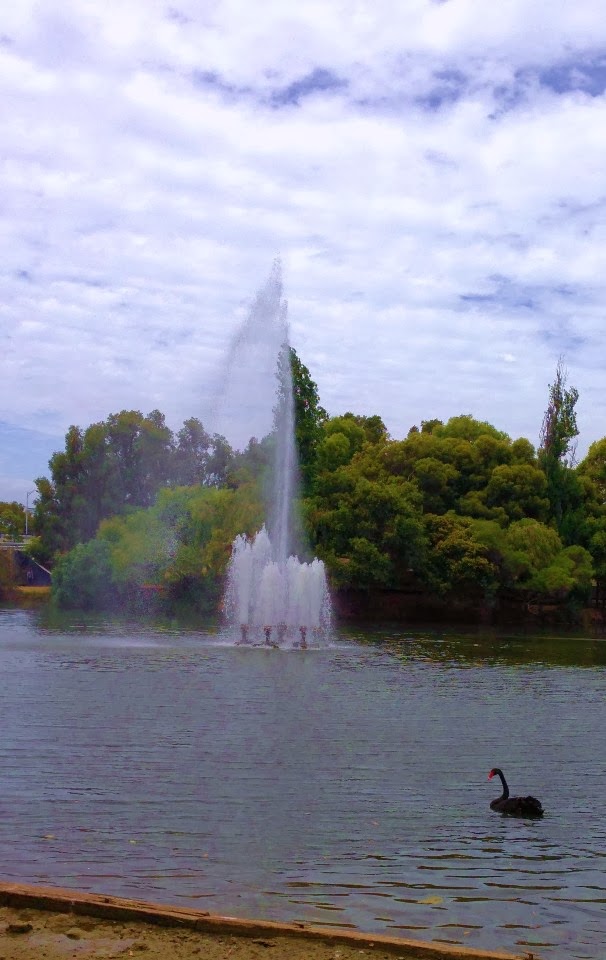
[488,768,543,817]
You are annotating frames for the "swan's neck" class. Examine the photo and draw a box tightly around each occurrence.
[496,770,509,799]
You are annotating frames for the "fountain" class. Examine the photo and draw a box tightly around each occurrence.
[225,527,332,647]
[221,264,332,647]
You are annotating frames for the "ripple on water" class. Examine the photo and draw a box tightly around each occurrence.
[0,609,604,959]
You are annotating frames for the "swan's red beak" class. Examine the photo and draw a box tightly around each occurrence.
[488,771,494,780]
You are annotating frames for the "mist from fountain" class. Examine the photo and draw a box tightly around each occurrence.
[225,528,332,647]
[222,264,332,647]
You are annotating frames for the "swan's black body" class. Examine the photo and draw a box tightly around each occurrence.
[488,768,543,817]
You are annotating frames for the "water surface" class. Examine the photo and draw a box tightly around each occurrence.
[0,607,604,959]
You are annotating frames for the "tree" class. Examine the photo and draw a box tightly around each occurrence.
[34,410,176,554]
[538,358,579,526]
[173,418,234,487]
[577,437,606,504]
[574,440,606,593]
[173,418,211,485]
[481,463,550,523]
[52,539,118,609]
[104,409,174,507]
[382,415,518,517]
[281,346,328,493]
[52,481,265,612]
[305,429,426,589]
[421,514,499,600]
[0,501,27,539]
[204,434,234,487]
[312,413,388,481]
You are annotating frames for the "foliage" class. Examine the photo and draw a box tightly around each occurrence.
[277,346,328,494]
[470,517,593,600]
[572,443,606,587]
[0,501,27,539]
[52,539,119,609]
[380,415,542,523]
[304,409,595,607]
[34,348,606,616]
[19,536,52,566]
[577,437,606,504]
[305,416,425,589]
[173,418,233,487]
[538,358,579,526]
[421,514,499,599]
[34,410,235,556]
[481,464,549,523]
[539,358,579,467]
[0,551,15,593]
[53,482,264,612]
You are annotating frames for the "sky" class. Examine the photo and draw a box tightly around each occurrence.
[2,0,606,504]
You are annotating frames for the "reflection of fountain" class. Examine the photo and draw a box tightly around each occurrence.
[226,527,331,646]
[222,263,332,647]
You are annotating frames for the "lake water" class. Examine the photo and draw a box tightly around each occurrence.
[0,605,604,959]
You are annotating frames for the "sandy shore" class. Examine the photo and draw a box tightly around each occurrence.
[0,883,528,960]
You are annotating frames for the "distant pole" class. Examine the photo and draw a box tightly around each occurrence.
[25,489,35,537]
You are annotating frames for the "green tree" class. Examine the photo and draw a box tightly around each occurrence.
[538,358,579,526]
[383,416,517,516]
[173,417,212,485]
[577,437,606,503]
[278,346,328,493]
[470,517,593,601]
[421,514,499,600]
[34,410,176,555]
[306,427,426,589]
[0,501,27,539]
[52,539,119,609]
[481,463,550,523]
[173,418,234,488]
[504,519,592,599]
[104,409,174,507]
[574,441,606,593]
[52,480,266,612]
[312,413,388,481]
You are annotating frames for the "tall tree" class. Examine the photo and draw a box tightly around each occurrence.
[275,346,328,494]
[173,418,234,487]
[538,358,579,527]
[34,410,175,553]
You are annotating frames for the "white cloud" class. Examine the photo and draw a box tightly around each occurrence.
[2,0,606,500]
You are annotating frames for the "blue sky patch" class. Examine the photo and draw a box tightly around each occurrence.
[539,54,606,96]
[492,52,606,117]
[271,68,347,107]
[191,70,251,100]
[417,67,468,111]
[0,423,63,499]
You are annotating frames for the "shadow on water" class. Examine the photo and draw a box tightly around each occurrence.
[342,623,606,668]
[0,606,604,960]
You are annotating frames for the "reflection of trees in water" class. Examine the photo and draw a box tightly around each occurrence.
[353,628,606,669]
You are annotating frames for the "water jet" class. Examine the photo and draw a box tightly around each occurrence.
[222,265,332,647]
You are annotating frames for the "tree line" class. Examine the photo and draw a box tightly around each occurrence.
[21,352,606,616]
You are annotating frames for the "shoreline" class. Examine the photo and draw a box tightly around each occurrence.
[0,882,526,960]
[1,589,604,633]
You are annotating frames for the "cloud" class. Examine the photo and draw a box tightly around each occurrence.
[271,67,348,107]
[2,0,606,500]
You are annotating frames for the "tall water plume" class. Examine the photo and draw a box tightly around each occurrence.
[221,264,332,646]
[271,339,298,566]
[209,260,288,454]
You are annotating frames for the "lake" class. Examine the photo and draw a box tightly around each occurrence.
[0,605,604,958]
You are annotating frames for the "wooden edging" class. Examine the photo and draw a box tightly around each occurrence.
[0,881,531,960]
